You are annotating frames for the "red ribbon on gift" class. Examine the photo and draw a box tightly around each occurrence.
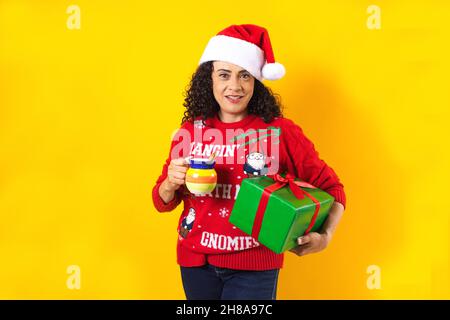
[251,173,321,240]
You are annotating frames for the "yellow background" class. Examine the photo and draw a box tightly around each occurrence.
[1,0,449,299]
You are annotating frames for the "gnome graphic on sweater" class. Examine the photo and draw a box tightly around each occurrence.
[179,208,196,238]
[243,152,269,177]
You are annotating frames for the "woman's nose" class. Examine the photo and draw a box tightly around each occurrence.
[228,76,243,91]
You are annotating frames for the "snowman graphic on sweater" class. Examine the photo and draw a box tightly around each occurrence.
[179,208,196,239]
[243,152,269,177]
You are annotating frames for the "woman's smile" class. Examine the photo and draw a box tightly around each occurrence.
[225,95,244,104]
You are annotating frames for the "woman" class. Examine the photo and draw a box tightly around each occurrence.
[152,24,346,300]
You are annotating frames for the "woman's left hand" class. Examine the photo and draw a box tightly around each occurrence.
[289,232,331,256]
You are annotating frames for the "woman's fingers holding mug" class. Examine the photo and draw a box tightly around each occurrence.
[171,158,189,167]
[166,157,191,190]
[174,165,188,173]
[167,171,185,188]
[169,158,189,174]
[169,170,186,180]
[169,177,185,186]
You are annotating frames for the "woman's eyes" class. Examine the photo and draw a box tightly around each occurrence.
[218,73,251,79]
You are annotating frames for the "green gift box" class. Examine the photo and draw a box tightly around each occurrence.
[229,173,335,254]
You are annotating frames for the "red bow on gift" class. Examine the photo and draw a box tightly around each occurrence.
[267,173,317,197]
[251,173,321,240]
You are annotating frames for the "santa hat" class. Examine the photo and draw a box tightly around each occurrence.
[199,24,285,81]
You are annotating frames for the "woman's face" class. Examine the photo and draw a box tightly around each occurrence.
[212,61,255,117]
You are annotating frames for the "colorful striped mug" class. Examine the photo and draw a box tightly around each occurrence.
[185,158,217,196]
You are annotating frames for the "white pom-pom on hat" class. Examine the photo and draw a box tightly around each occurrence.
[262,62,286,81]
[199,24,285,81]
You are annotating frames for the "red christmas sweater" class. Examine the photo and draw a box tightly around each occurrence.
[152,113,346,271]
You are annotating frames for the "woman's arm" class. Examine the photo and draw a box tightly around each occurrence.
[158,178,177,204]
[289,201,345,256]
[152,178,181,212]
[284,120,347,208]
[283,120,347,256]
[319,201,345,240]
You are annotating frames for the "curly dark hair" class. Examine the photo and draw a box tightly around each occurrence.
[182,61,283,125]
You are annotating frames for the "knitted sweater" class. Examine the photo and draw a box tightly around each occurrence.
[152,113,346,271]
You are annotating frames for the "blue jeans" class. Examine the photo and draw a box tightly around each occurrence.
[180,264,280,300]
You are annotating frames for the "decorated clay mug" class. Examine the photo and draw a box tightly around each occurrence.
[185,158,217,196]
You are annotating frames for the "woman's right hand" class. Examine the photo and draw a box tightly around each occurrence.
[165,158,189,191]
